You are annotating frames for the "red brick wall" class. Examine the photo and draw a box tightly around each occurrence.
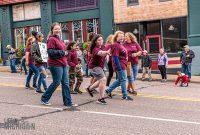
[114,0,188,23]
[0,0,34,5]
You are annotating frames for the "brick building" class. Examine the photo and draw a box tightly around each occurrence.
[114,0,188,73]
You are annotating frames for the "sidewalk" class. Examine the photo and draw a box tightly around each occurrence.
[0,66,200,83]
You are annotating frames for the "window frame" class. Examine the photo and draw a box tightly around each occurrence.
[12,2,41,22]
[55,0,98,13]
[127,0,139,6]
[159,0,172,2]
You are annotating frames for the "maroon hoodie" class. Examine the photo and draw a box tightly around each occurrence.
[47,36,67,67]
[67,50,80,68]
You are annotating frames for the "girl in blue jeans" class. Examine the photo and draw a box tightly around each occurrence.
[31,31,48,93]
[106,31,133,101]
[25,37,39,89]
[41,22,77,107]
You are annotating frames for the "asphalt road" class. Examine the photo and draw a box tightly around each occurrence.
[0,72,200,135]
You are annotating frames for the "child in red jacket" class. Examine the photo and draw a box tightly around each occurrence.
[175,71,189,87]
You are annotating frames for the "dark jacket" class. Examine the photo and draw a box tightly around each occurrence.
[141,55,152,68]
[180,50,195,64]
[31,42,43,64]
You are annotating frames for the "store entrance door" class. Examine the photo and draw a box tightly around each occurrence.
[145,35,161,54]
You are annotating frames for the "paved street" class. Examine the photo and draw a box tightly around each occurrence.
[0,72,200,135]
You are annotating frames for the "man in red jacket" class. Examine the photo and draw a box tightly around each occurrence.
[175,71,189,87]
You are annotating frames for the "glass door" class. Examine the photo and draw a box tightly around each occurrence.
[146,35,161,54]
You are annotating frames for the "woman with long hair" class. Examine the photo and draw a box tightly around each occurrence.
[41,22,77,107]
[31,31,48,93]
[123,32,142,95]
[86,34,110,105]
[106,31,133,101]
[105,34,116,87]
[25,36,39,89]
[86,32,97,85]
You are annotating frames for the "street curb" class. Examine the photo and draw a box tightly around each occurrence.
[0,67,200,83]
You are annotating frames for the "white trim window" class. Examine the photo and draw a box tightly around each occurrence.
[72,20,83,43]
[14,26,41,48]
[87,19,98,34]
[60,23,69,43]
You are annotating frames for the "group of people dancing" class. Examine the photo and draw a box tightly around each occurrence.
[22,22,145,106]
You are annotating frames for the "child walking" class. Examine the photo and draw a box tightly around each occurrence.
[67,41,83,94]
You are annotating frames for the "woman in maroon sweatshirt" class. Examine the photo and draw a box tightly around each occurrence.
[67,41,83,94]
[41,22,77,107]
[86,34,110,105]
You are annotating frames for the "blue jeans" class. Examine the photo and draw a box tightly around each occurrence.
[10,59,16,72]
[107,70,128,97]
[21,58,27,74]
[181,63,192,79]
[41,66,72,105]
[26,64,39,87]
[127,64,139,83]
[85,64,89,77]
[37,66,47,91]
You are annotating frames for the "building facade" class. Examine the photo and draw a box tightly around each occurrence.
[0,0,113,60]
[114,0,188,73]
[188,0,200,75]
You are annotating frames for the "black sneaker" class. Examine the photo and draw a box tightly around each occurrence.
[128,90,137,95]
[96,98,107,105]
[41,100,51,106]
[32,84,37,89]
[70,91,78,94]
[86,86,93,97]
[64,103,78,107]
[25,85,30,89]
[106,90,112,98]
[74,89,83,94]
[92,89,99,94]
[35,90,44,94]
[122,96,133,101]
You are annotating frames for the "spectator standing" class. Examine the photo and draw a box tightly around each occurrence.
[6,45,17,73]
[158,48,168,82]
[141,50,152,81]
[180,45,195,80]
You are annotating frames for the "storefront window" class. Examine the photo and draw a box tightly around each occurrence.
[116,23,139,43]
[60,23,69,43]
[72,21,83,43]
[87,19,98,34]
[162,17,187,53]
[14,26,41,48]
[147,22,160,35]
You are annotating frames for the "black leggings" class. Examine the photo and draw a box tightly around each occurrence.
[158,65,167,79]
[106,62,117,86]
